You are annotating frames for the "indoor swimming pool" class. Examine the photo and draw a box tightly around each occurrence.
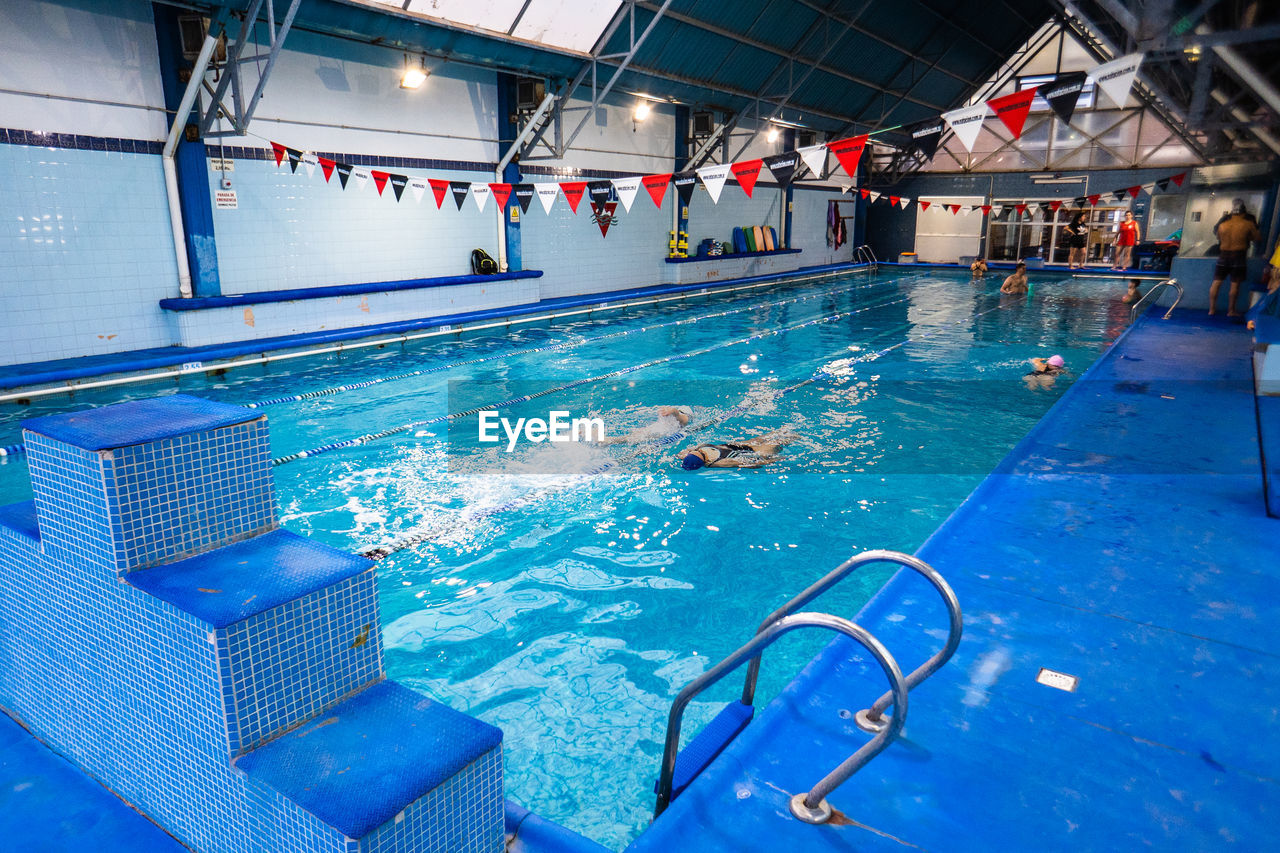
[0,269,1136,847]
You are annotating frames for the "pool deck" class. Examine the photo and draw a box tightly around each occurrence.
[628,308,1280,851]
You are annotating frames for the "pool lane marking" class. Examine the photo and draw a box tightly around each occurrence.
[360,294,1017,560]
[273,291,918,467]
[246,276,898,409]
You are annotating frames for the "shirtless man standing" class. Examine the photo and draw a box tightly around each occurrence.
[1209,200,1262,317]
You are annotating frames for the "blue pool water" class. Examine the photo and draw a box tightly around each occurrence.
[0,269,1134,847]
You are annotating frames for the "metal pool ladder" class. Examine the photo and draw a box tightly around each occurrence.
[1129,277,1182,321]
[653,550,962,824]
[855,244,878,271]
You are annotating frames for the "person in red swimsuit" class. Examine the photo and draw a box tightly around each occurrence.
[1113,209,1140,270]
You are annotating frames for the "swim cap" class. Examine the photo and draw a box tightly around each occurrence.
[1047,355,1065,368]
[676,405,693,418]
[680,453,705,470]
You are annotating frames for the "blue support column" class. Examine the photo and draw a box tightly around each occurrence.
[152,4,221,297]
[674,106,690,256]
[496,73,522,272]
[782,129,795,249]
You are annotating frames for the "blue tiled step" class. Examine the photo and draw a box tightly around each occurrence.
[237,680,503,843]
[0,500,40,543]
[1259,395,1280,517]
[655,700,754,800]
[22,394,258,451]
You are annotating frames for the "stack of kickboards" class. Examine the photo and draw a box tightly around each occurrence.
[731,226,779,254]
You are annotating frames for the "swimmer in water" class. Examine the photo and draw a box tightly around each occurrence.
[678,429,796,470]
[1024,354,1065,388]
[601,405,692,445]
[1121,279,1142,304]
[1001,261,1029,294]
[970,258,988,276]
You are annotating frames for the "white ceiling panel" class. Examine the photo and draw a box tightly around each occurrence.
[378,0,622,54]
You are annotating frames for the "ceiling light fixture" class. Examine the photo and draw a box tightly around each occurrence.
[766,126,781,143]
[400,55,428,89]
[634,101,651,121]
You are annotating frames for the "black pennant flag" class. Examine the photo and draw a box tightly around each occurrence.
[1042,71,1088,125]
[761,152,799,187]
[587,180,613,206]
[672,171,697,207]
[390,173,408,202]
[513,183,535,213]
[336,163,352,189]
[1072,196,1086,207]
[1156,177,1171,192]
[286,147,303,173]
[450,181,470,211]
[905,118,946,160]
[1111,189,1126,202]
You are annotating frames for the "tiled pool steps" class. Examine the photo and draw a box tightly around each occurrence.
[0,395,503,852]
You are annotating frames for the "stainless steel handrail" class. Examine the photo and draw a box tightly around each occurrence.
[653,611,907,823]
[1129,277,1182,321]
[741,550,961,734]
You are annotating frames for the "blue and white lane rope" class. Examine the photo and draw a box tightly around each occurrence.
[274,291,917,467]
[246,277,899,408]
[360,294,1018,560]
[0,444,23,458]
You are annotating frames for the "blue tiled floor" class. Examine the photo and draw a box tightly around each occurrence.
[629,309,1280,851]
[0,711,185,852]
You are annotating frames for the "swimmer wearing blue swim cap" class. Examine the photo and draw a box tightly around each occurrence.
[676,429,798,470]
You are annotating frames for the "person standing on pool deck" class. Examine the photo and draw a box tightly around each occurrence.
[679,430,796,470]
[1112,210,1140,270]
[1209,200,1263,317]
[1063,212,1088,269]
[1001,261,1029,294]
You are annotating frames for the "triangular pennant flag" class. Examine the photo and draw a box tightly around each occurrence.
[336,163,352,190]
[429,178,450,209]
[1156,177,1171,192]
[868,191,881,203]
[1171,172,1187,187]
[1142,183,1157,195]
[370,170,390,196]
[1072,196,1086,207]
[1050,199,1063,213]
[949,204,961,215]
[1087,194,1101,206]
[470,182,491,213]
[351,167,371,192]
[587,180,613,208]
[840,184,853,194]
[762,152,799,187]
[1112,189,1126,202]
[889,195,900,206]
[535,183,560,214]
[981,204,992,216]
[796,144,827,179]
[920,200,931,212]
[488,183,512,210]
[389,173,408,202]
[672,172,697,208]
[942,103,990,153]
[859,188,870,200]
[1016,203,1028,216]
[906,118,946,160]
[408,177,429,203]
[642,173,671,208]
[271,142,287,167]
[300,152,318,179]
[560,181,587,213]
[611,176,641,212]
[286,147,303,173]
[991,204,1004,216]
[827,135,869,179]
[731,159,764,198]
[696,164,731,204]
[318,156,336,183]
[450,181,470,211]
[1042,71,1088,125]
[1089,52,1143,109]
[987,87,1038,139]
[590,200,618,238]
[1127,185,1142,199]
[898,197,911,210]
[513,184,534,214]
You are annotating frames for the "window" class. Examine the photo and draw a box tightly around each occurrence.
[987,199,1128,265]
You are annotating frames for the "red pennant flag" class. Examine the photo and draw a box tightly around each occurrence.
[859,188,870,200]
[889,195,901,206]
[1049,199,1062,213]
[920,200,931,212]
[1015,203,1027,216]
[590,200,618,238]
[827,135,870,179]
[270,142,287,167]
[1127,185,1141,198]
[1171,172,1187,187]
[731,159,764,198]
[371,170,390,196]
[489,183,512,210]
[982,204,992,215]
[428,179,449,209]
[560,181,587,214]
[949,204,961,215]
[317,157,336,183]
[987,87,1039,139]
[1087,193,1101,206]
[642,173,671,207]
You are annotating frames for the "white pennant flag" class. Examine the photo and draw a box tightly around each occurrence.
[300,152,319,179]
[942,103,990,154]
[868,191,881,203]
[1090,52,1143,108]
[991,204,1004,216]
[408,177,428,203]
[898,197,911,210]
[696,164,731,204]
[796,144,828,179]
[470,182,491,213]
[351,167,371,192]
[839,183,853,194]
[611,177,642,212]
[535,183,559,214]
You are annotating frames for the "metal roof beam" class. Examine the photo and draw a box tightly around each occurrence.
[200,0,304,137]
